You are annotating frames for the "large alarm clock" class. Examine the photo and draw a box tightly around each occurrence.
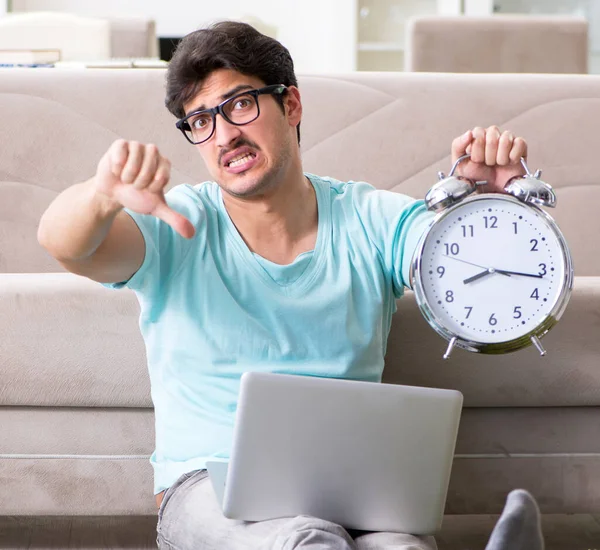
[411,154,574,359]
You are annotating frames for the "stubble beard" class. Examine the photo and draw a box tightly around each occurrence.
[222,136,292,200]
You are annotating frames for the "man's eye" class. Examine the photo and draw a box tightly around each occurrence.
[191,116,210,129]
[233,97,252,110]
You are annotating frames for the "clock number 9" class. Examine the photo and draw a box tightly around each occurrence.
[437,266,445,278]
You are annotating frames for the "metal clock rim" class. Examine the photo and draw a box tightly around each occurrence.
[411,193,574,355]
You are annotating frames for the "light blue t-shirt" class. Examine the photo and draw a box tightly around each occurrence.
[104,173,433,494]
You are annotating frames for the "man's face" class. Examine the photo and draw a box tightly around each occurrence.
[182,69,301,198]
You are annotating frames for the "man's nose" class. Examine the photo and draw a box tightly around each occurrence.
[214,113,242,148]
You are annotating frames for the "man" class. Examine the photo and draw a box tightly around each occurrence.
[38,21,544,550]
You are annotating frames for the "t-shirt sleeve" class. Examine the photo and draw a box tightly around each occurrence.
[101,184,206,295]
[350,181,435,297]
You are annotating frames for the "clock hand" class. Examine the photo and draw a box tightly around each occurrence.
[463,269,493,284]
[443,255,512,281]
[495,269,544,279]
[463,267,512,284]
[443,255,489,270]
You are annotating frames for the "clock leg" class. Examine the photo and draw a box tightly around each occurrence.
[443,337,457,360]
[531,335,547,356]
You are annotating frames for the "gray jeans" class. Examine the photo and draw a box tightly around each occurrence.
[156,470,437,550]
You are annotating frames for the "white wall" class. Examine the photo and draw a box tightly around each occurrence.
[278,0,356,72]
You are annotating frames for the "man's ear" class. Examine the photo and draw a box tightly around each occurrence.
[284,86,302,128]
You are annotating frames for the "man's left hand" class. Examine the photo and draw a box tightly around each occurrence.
[451,126,528,194]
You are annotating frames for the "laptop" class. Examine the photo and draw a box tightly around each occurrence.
[206,371,463,535]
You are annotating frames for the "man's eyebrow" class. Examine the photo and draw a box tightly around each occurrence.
[186,84,255,115]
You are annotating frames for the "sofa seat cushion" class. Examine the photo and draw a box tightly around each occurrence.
[385,277,600,407]
[2,273,600,407]
[1,273,149,407]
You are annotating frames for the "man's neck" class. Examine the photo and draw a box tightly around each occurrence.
[222,169,318,266]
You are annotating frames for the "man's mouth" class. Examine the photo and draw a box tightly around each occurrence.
[221,145,260,174]
[227,152,256,168]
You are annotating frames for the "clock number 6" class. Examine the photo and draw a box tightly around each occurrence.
[489,313,498,326]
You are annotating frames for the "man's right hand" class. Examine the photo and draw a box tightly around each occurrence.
[95,139,195,239]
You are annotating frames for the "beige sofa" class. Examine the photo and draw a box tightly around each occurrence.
[1,68,600,547]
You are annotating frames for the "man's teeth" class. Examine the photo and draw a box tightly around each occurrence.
[228,153,254,167]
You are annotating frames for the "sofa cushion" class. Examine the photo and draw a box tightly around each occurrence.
[385,277,600,407]
[1,273,148,407]
[2,70,600,274]
[2,406,600,515]
[0,407,154,455]
[0,456,155,515]
[2,272,599,407]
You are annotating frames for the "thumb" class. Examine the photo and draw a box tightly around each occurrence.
[153,201,196,239]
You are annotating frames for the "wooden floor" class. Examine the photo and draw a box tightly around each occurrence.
[0,514,599,549]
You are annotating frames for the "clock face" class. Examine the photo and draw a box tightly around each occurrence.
[415,195,571,345]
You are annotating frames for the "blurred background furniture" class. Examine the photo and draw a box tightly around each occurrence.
[0,11,158,61]
[0,11,110,61]
[4,1,600,72]
[107,16,159,59]
[405,15,588,73]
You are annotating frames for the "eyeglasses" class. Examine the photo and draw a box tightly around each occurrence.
[176,84,288,145]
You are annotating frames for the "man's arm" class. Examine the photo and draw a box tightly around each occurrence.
[37,178,145,283]
[37,140,194,284]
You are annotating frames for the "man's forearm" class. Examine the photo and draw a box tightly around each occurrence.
[37,178,123,262]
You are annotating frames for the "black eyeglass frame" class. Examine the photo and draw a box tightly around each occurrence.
[175,84,288,145]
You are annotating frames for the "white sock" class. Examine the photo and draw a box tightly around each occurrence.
[485,489,544,550]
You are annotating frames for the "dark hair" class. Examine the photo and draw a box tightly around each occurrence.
[165,20,300,143]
